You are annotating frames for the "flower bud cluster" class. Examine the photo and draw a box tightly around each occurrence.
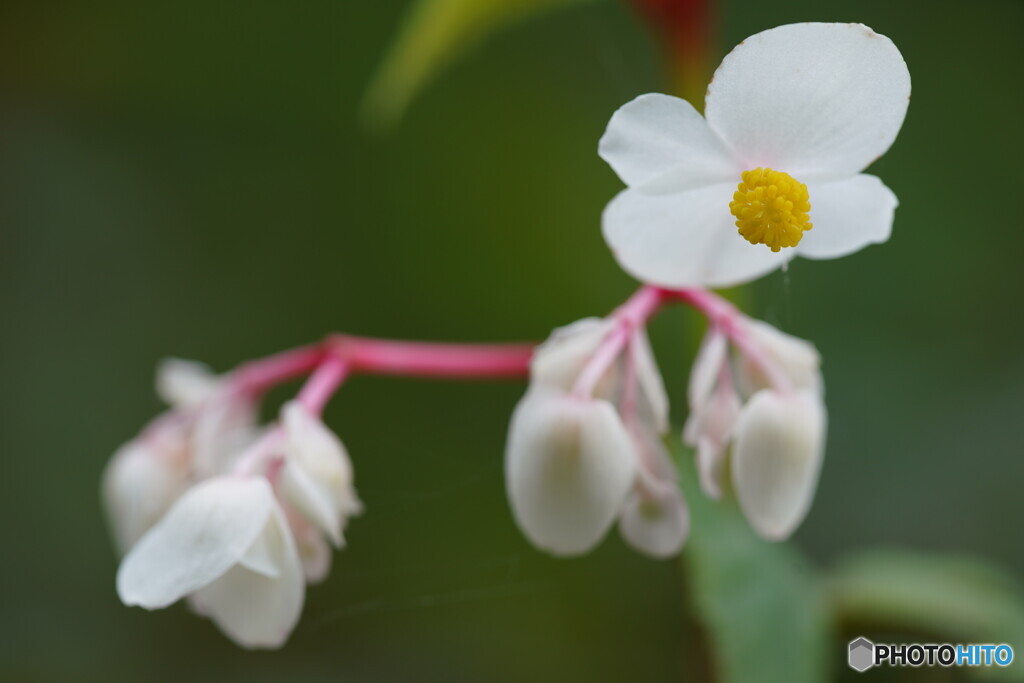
[104,358,361,648]
[506,317,689,558]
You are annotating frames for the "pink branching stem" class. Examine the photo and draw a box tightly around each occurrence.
[232,344,329,396]
[572,286,669,399]
[221,284,785,427]
[329,336,535,379]
[667,287,792,393]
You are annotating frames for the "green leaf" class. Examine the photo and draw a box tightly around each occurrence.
[828,549,1024,681]
[361,0,596,130]
[676,446,831,683]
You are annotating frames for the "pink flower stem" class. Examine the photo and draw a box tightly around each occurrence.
[666,286,791,392]
[297,356,351,416]
[328,335,534,379]
[231,344,329,396]
[222,285,782,419]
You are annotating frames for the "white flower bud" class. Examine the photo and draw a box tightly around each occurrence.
[731,389,827,540]
[116,476,305,649]
[618,484,690,558]
[278,401,362,546]
[102,428,191,554]
[505,391,636,556]
[530,317,616,394]
[156,358,222,409]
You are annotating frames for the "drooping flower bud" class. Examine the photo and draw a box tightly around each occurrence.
[730,389,827,540]
[505,391,636,556]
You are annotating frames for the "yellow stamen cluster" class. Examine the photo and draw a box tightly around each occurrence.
[729,168,812,252]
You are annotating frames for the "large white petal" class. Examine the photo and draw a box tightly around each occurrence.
[599,93,739,190]
[798,174,897,259]
[731,390,827,540]
[705,23,911,181]
[116,477,274,609]
[618,486,690,558]
[191,501,305,649]
[505,392,636,556]
[603,184,792,288]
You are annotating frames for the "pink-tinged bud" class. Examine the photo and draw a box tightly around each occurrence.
[730,390,827,540]
[530,317,617,395]
[505,392,636,556]
[102,427,191,554]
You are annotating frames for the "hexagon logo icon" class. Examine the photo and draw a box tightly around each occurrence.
[848,637,875,672]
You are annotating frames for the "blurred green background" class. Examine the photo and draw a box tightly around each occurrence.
[1,0,1022,680]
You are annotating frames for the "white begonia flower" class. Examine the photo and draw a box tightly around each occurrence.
[102,422,192,554]
[505,391,636,556]
[278,400,363,546]
[600,23,911,288]
[117,476,304,649]
[731,389,827,540]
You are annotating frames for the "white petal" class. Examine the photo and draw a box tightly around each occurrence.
[629,328,670,435]
[116,477,274,609]
[687,330,728,411]
[738,320,822,397]
[191,502,305,649]
[705,23,911,181]
[599,93,738,190]
[619,486,690,558]
[505,392,636,556]
[102,438,190,554]
[530,317,616,393]
[603,184,792,288]
[731,390,827,540]
[156,358,221,409]
[798,174,897,259]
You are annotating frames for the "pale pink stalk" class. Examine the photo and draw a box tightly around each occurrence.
[297,357,350,416]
